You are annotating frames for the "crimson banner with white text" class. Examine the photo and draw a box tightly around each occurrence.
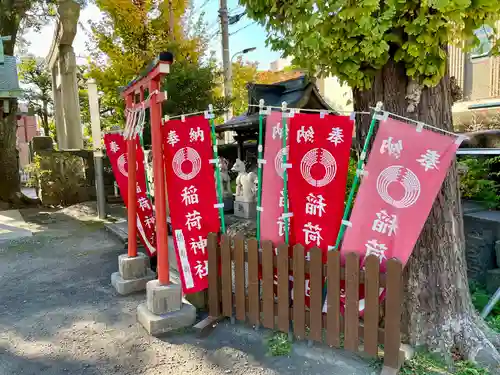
[339,117,462,313]
[260,111,291,245]
[287,113,354,308]
[341,117,462,270]
[163,115,220,294]
[104,133,157,256]
[288,113,354,260]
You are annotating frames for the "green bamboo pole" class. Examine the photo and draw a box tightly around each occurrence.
[256,99,266,246]
[321,102,383,314]
[332,102,384,250]
[208,104,226,234]
[281,101,290,244]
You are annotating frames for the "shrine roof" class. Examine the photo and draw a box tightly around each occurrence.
[0,56,22,98]
[216,75,336,133]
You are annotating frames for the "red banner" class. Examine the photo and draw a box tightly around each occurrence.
[260,111,290,246]
[104,133,157,256]
[286,113,353,309]
[288,113,354,259]
[163,115,221,294]
[341,118,462,270]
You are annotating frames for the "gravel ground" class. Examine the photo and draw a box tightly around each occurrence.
[0,204,376,375]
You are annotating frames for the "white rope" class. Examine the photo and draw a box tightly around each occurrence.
[371,107,467,138]
[164,110,206,122]
[247,103,370,115]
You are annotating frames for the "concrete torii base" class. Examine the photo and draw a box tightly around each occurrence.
[111,253,156,295]
[137,280,196,336]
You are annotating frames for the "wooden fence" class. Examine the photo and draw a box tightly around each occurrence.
[205,233,404,373]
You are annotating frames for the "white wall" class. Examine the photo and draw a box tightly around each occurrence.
[318,76,353,112]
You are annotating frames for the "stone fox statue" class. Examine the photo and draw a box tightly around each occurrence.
[218,157,232,197]
[231,158,258,202]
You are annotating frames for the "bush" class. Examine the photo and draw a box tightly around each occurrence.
[25,152,88,206]
[469,282,500,333]
[459,156,500,209]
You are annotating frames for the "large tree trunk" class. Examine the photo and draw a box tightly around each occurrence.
[353,59,500,370]
[0,5,38,206]
[0,99,21,202]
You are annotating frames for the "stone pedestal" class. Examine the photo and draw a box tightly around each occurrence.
[111,253,155,295]
[223,195,234,213]
[137,281,196,336]
[234,199,256,219]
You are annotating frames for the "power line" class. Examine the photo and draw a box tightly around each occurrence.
[208,29,220,40]
[228,6,245,14]
[229,22,256,36]
[194,0,213,13]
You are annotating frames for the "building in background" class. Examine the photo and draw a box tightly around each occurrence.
[316,76,353,112]
[16,102,41,169]
[269,57,293,72]
[268,58,353,112]
[448,23,500,129]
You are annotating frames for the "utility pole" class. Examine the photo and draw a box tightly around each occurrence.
[219,0,232,120]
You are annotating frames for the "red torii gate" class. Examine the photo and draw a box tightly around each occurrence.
[121,53,173,286]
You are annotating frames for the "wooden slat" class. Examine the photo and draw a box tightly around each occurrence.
[292,244,306,340]
[309,247,323,342]
[277,243,290,333]
[363,255,380,357]
[344,252,360,352]
[262,240,275,329]
[326,251,341,347]
[243,250,387,287]
[239,294,386,344]
[383,259,403,369]
[234,234,246,322]
[221,234,233,318]
[247,238,260,326]
[207,233,220,317]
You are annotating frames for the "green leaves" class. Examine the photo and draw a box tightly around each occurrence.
[86,0,223,136]
[241,0,500,90]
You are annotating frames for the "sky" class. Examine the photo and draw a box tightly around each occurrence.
[23,0,281,69]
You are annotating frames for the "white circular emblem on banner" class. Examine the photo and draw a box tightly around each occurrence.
[274,146,289,180]
[376,165,421,209]
[117,154,138,177]
[300,148,337,187]
[172,147,202,180]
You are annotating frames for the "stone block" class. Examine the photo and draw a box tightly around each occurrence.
[223,195,234,213]
[32,136,54,152]
[496,240,500,268]
[486,268,500,295]
[118,252,149,280]
[233,200,256,219]
[146,280,182,315]
[111,270,156,295]
[465,230,495,284]
[137,302,196,337]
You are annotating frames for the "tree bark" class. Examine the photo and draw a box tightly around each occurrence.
[0,2,34,206]
[42,100,50,137]
[0,99,21,202]
[353,59,500,370]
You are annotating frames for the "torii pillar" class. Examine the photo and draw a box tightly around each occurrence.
[46,0,83,150]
